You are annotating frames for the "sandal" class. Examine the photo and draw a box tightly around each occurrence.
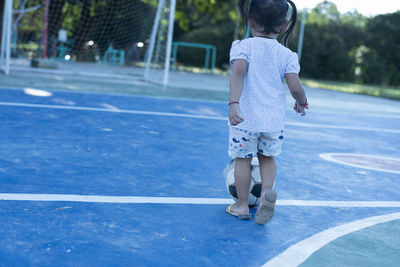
[226,204,251,220]
[255,190,277,224]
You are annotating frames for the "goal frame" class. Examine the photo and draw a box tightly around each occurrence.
[144,0,176,86]
[1,0,177,86]
[1,0,12,75]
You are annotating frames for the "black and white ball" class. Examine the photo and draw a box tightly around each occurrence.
[224,158,275,206]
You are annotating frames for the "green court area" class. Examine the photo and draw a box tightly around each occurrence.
[303,79,400,101]
[301,219,400,267]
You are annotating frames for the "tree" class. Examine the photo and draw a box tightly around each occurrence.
[352,45,385,84]
[299,1,365,82]
[47,0,66,57]
[364,11,400,85]
[173,0,238,68]
[306,0,340,25]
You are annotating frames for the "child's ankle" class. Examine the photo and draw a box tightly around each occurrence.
[261,188,275,195]
[236,202,249,211]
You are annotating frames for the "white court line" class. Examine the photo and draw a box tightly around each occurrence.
[285,121,400,134]
[10,66,142,81]
[1,101,400,134]
[0,194,232,204]
[1,194,400,207]
[320,153,400,174]
[263,212,400,267]
[0,101,227,121]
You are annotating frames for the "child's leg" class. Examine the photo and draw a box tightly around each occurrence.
[257,153,277,194]
[227,127,258,217]
[255,153,277,224]
[233,157,252,213]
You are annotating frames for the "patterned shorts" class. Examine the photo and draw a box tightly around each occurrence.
[228,126,284,158]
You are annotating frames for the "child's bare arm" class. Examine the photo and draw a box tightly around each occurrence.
[229,59,247,125]
[285,73,307,103]
[285,73,308,115]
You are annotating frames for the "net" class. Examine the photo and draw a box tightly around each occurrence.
[2,0,175,83]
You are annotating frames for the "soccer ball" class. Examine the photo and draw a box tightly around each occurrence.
[224,157,275,207]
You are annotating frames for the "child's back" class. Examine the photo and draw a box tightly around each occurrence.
[230,37,300,132]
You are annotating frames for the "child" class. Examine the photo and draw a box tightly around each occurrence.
[226,0,308,224]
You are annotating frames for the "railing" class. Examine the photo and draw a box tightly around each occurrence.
[172,41,217,74]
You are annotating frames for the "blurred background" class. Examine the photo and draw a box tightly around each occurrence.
[173,0,399,87]
[0,0,399,96]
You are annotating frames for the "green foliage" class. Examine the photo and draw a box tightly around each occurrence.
[173,0,237,68]
[352,45,385,84]
[300,24,351,81]
[13,0,157,60]
[175,0,238,31]
[9,0,400,87]
[364,11,400,86]
[302,78,400,100]
[15,0,45,41]
[299,2,363,82]
[306,0,341,25]
[342,10,367,27]
[175,21,234,68]
[299,2,399,86]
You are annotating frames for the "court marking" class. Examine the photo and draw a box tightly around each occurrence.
[1,194,400,207]
[6,86,400,119]
[0,101,227,121]
[309,109,400,119]
[263,212,400,267]
[320,153,400,174]
[10,66,142,81]
[1,101,400,134]
[2,90,400,266]
[285,121,400,134]
[23,88,53,97]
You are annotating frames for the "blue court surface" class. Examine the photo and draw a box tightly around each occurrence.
[1,86,400,266]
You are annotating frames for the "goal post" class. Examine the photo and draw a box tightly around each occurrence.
[143,0,176,86]
[0,0,12,75]
[1,0,177,85]
[162,0,176,86]
[144,0,164,81]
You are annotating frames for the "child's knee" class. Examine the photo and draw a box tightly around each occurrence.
[235,157,252,167]
[257,153,274,160]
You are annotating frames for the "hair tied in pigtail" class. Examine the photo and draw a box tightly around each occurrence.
[238,0,252,39]
[283,0,297,47]
[285,1,293,21]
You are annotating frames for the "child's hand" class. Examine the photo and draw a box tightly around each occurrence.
[293,100,309,116]
[229,102,244,125]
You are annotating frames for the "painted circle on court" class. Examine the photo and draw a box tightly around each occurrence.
[320,153,400,174]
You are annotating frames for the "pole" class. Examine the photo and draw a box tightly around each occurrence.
[297,8,306,62]
[43,0,49,58]
[204,47,210,73]
[245,23,251,38]
[12,22,17,55]
[144,0,164,80]
[211,47,216,74]
[172,43,178,70]
[1,0,8,65]
[1,0,13,74]
[163,0,176,86]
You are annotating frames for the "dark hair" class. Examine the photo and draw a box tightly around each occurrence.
[238,0,297,46]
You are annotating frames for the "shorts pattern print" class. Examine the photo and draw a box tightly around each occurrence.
[228,126,284,158]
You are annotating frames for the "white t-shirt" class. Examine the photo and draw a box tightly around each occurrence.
[229,37,300,132]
